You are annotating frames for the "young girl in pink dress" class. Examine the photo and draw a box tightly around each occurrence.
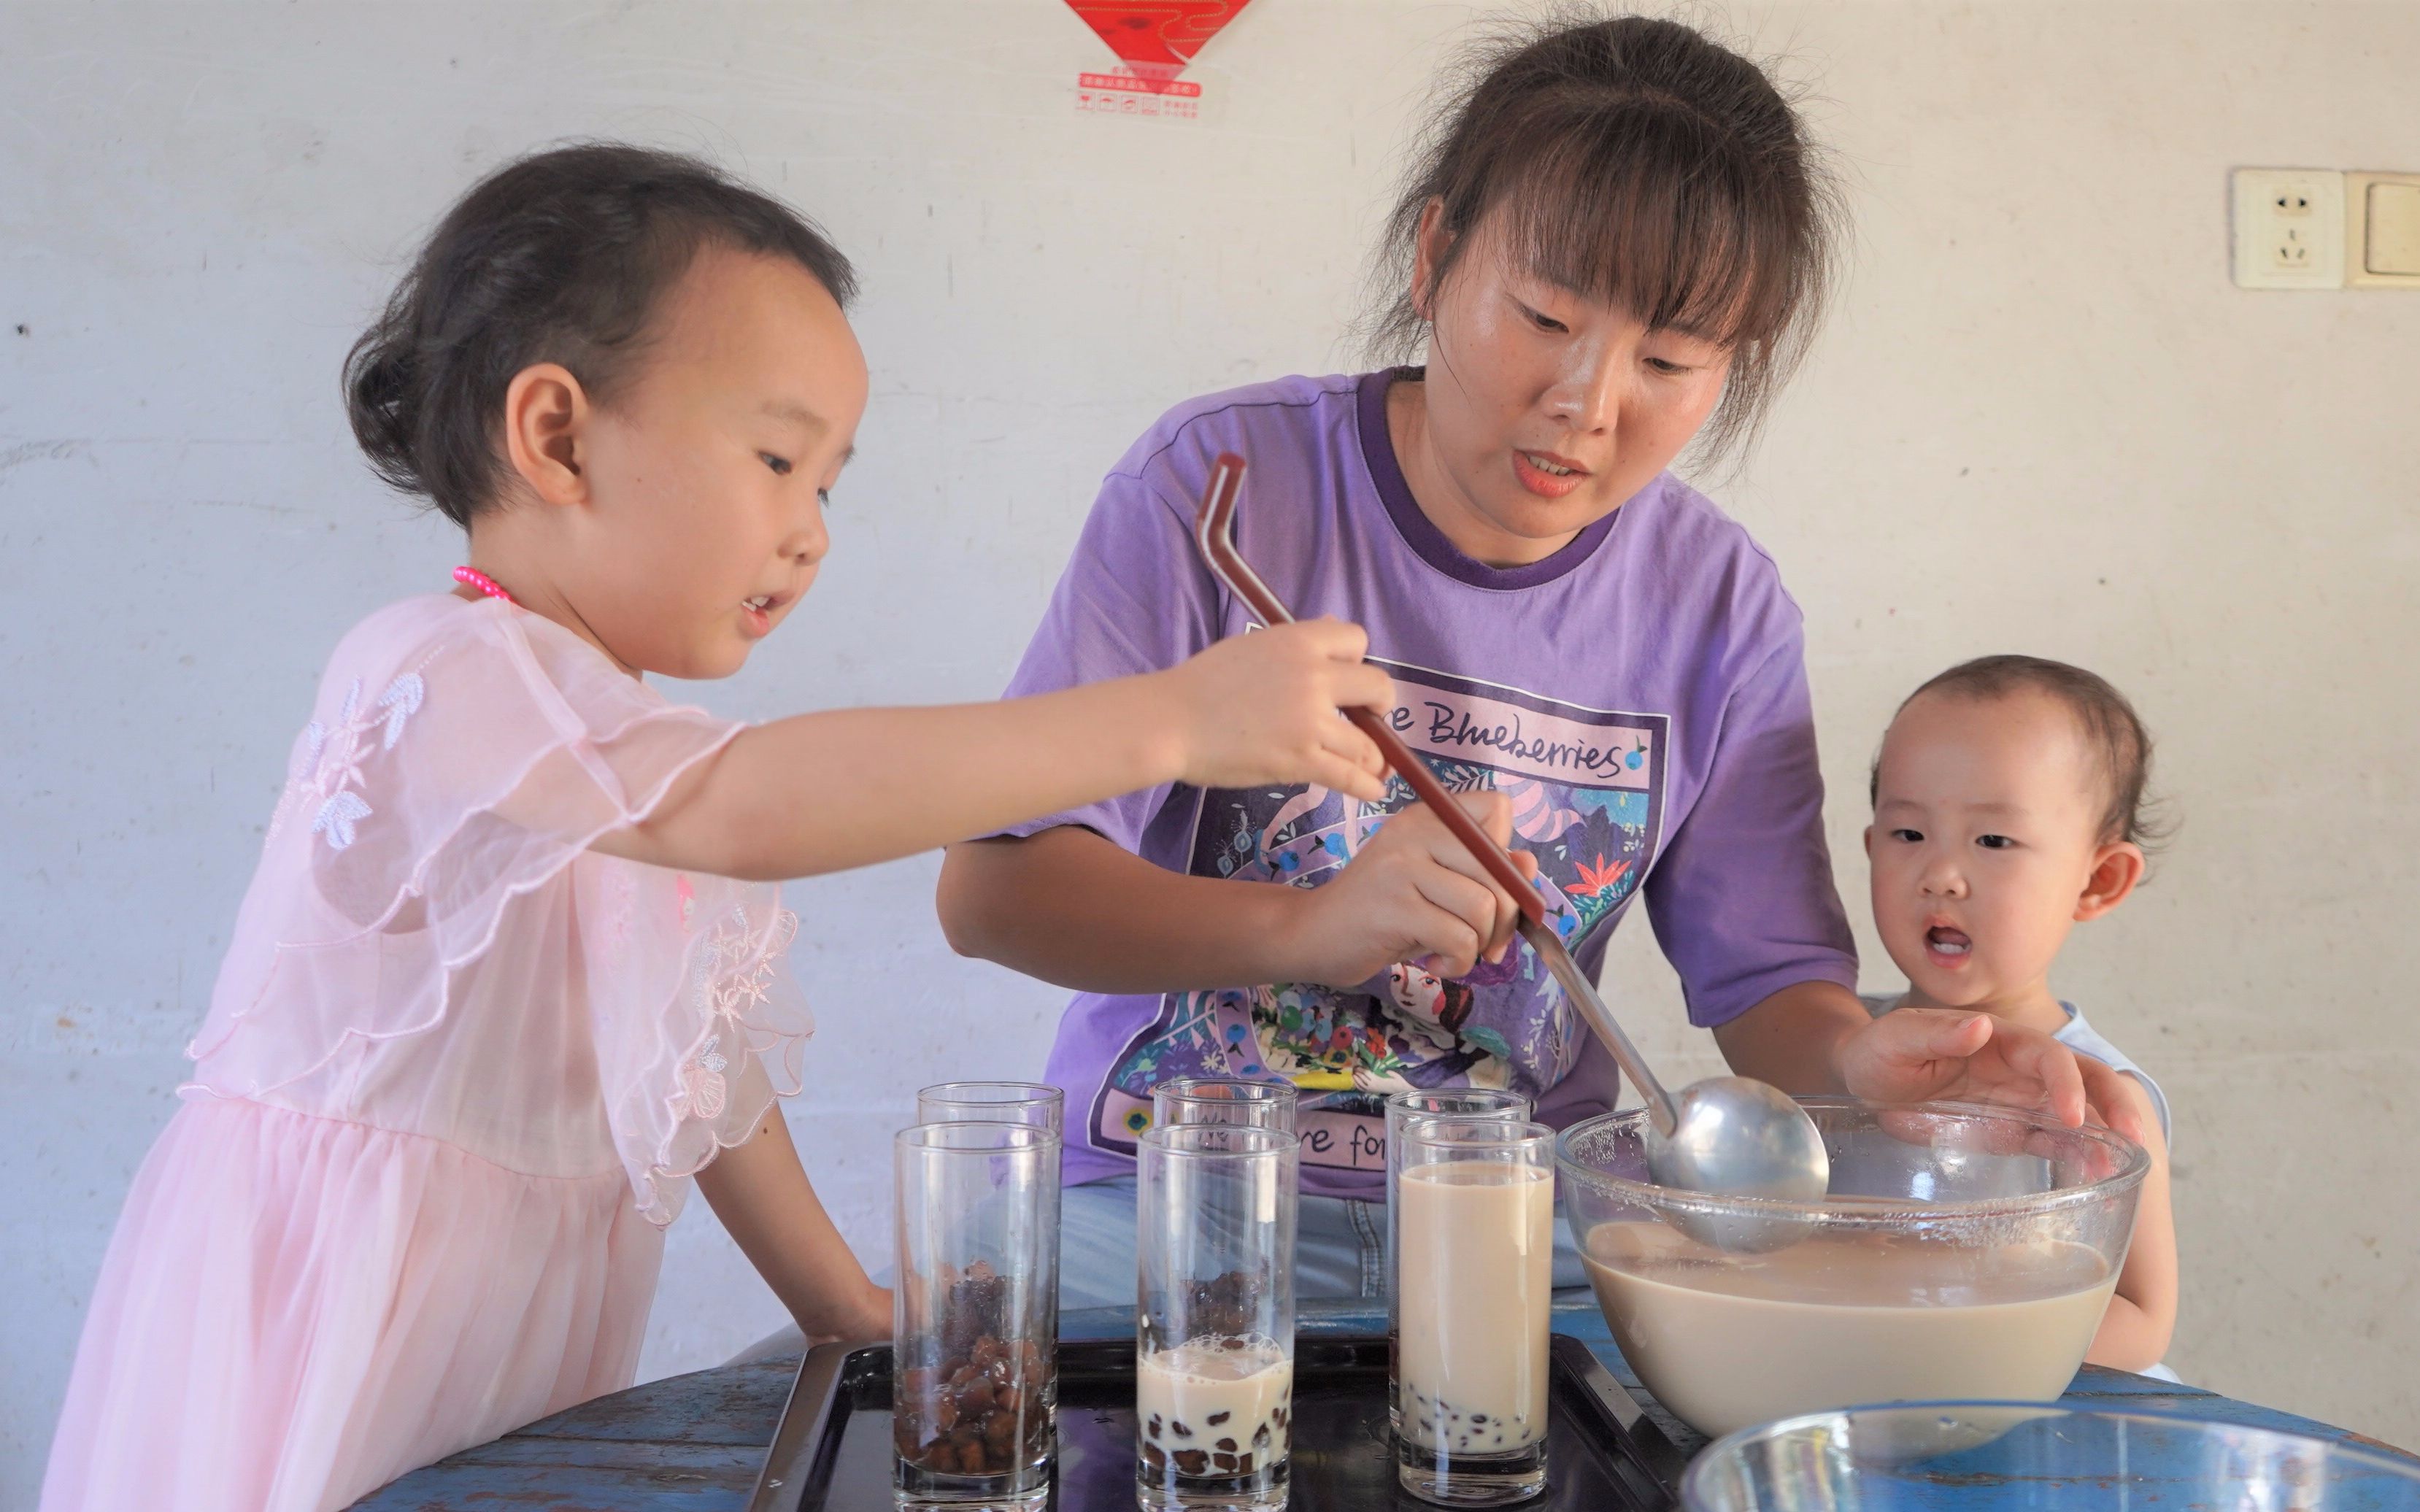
[40,143,1395,1512]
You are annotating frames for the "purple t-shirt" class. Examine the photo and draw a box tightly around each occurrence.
[1001,369,1856,1199]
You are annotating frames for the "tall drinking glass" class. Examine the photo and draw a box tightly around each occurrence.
[1136,1124,1299,1512]
[893,1122,1060,1511]
[1383,1089,1531,1427]
[1152,1077,1298,1133]
[916,1081,1066,1135]
[1394,1119,1555,1506]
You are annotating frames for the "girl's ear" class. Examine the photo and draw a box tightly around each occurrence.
[1410,197,1451,324]
[2074,840,2146,922]
[501,363,592,507]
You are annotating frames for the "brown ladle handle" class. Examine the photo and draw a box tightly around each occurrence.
[1190,452,1681,1131]
[1192,452,1547,925]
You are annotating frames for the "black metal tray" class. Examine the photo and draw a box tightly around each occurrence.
[749,1333,1685,1511]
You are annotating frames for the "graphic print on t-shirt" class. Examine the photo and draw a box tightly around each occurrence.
[1090,658,1669,1173]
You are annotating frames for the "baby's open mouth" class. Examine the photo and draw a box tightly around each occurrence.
[1926,925,1973,958]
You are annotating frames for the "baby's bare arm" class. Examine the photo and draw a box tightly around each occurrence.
[2084,1075,2177,1373]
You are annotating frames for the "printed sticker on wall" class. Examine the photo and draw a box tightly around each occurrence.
[1065,1,1253,122]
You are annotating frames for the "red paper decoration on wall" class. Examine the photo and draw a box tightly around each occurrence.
[1063,1,1255,75]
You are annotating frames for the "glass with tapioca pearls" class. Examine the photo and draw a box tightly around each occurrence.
[892,1120,1060,1512]
[916,1080,1066,1138]
[1136,1122,1299,1512]
[1152,1076,1298,1133]
[1382,1088,1532,1430]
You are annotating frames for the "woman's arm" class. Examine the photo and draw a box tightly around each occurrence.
[1705,980,1872,1092]
[937,795,1534,992]
[590,621,1390,881]
[939,828,1315,993]
[695,1103,890,1344]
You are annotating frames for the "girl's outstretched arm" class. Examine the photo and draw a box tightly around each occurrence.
[695,1098,890,1344]
[593,619,1391,880]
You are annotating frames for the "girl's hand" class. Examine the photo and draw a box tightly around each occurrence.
[1157,619,1395,800]
[806,1280,894,1348]
[1279,794,1538,987]
[1836,1007,2119,1128]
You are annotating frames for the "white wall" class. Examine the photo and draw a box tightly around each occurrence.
[4,1,2416,1502]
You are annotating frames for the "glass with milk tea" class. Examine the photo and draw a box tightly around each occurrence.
[1136,1123,1299,1512]
[1383,1089,1531,1430]
[1393,1119,1554,1506]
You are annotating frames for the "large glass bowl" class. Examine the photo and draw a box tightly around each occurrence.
[1683,1403,2420,1511]
[1557,1098,2149,1438]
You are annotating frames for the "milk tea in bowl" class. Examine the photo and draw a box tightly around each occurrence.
[1558,1098,2146,1438]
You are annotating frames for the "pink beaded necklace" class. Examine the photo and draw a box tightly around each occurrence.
[452,566,515,605]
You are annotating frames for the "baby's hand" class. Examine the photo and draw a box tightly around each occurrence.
[1160,619,1393,801]
[1281,795,1538,987]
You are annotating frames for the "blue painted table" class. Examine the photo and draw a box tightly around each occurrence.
[352,1297,2408,1510]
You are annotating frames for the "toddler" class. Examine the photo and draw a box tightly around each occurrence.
[1866,655,2178,1374]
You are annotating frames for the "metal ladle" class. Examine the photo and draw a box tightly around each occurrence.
[1192,453,1830,1243]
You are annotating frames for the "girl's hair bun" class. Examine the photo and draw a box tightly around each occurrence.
[342,142,856,528]
[344,312,427,498]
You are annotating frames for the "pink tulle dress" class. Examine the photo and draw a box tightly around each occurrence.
[41,595,812,1512]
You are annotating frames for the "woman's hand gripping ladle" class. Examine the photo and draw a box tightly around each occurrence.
[1190,452,1829,1249]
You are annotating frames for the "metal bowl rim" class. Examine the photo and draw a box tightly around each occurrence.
[1679,1398,2420,1511]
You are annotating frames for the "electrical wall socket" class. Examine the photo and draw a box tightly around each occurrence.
[2232,169,2346,288]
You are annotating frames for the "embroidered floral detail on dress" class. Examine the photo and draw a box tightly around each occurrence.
[671,901,801,1125]
[681,1035,733,1120]
[596,863,640,952]
[268,671,429,851]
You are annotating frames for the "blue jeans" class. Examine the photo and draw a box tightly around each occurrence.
[1057,1173,1591,1311]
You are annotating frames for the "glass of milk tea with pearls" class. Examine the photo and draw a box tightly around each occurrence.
[1392,1119,1555,1506]
[1382,1089,1531,1431]
[1136,1123,1298,1512]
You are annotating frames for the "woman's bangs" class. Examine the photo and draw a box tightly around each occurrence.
[1491,115,1797,351]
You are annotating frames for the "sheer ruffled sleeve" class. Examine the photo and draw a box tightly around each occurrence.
[188,596,811,1224]
[573,854,810,1224]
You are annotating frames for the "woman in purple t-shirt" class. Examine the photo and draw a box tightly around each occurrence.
[939,15,2135,1305]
